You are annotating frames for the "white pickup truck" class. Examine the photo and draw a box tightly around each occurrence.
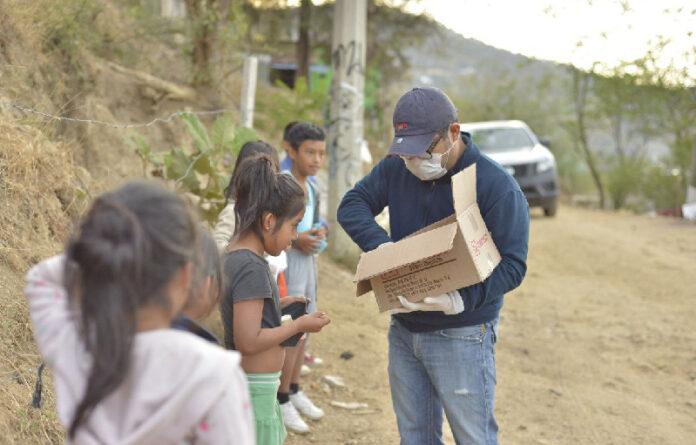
[460,120,559,217]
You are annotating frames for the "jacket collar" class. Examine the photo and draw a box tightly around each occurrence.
[457,132,480,169]
[434,132,480,183]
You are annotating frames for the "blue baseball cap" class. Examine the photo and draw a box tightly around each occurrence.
[387,87,458,157]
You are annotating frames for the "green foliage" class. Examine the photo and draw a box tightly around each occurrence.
[256,77,329,137]
[184,0,248,85]
[131,113,258,225]
[603,156,647,210]
[40,0,107,75]
[113,0,188,66]
[642,164,686,211]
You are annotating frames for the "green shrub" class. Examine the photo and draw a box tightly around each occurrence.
[604,156,647,210]
[255,77,329,139]
[132,113,257,225]
[641,164,686,211]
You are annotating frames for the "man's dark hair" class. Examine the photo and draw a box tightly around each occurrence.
[283,121,299,142]
[287,122,325,151]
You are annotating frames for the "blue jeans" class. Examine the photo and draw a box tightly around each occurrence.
[388,317,499,445]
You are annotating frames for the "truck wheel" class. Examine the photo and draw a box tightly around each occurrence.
[544,200,558,217]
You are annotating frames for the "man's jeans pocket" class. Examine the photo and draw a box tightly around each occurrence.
[438,325,485,342]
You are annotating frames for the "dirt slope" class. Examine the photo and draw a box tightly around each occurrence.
[288,205,696,444]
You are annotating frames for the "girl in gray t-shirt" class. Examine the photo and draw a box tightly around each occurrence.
[221,153,330,445]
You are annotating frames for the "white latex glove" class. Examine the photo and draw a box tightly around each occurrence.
[388,291,465,315]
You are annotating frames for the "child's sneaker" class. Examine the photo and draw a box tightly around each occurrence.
[280,401,309,434]
[300,364,311,376]
[304,352,323,366]
[290,391,324,420]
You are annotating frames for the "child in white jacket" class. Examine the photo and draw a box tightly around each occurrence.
[25,181,254,445]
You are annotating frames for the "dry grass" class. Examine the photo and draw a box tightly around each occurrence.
[0,121,92,444]
[0,122,90,271]
[0,263,63,444]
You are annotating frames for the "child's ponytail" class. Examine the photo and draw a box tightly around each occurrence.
[64,181,197,438]
[233,154,305,239]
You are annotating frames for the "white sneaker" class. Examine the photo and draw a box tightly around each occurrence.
[300,364,311,376]
[290,391,324,420]
[280,401,309,434]
[304,352,324,366]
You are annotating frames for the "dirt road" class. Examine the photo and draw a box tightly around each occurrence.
[287,205,696,444]
[2,205,694,443]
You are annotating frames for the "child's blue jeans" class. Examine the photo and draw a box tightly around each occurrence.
[388,316,499,445]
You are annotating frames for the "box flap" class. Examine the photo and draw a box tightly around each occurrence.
[457,202,501,279]
[451,164,477,217]
[354,222,459,282]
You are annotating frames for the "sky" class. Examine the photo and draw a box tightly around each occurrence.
[403,0,696,76]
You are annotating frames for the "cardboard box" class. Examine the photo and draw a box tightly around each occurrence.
[353,164,501,312]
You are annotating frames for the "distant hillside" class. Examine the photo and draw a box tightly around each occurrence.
[403,24,568,89]
[402,23,671,164]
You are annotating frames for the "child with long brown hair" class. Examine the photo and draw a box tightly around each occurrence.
[25,181,254,444]
[221,154,330,444]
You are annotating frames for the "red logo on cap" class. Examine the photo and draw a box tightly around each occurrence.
[396,122,408,131]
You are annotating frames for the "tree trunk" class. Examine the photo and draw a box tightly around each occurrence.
[184,0,231,85]
[295,0,311,84]
[611,114,625,160]
[572,69,605,209]
[104,61,197,101]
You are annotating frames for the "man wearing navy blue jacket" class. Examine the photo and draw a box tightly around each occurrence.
[337,87,529,445]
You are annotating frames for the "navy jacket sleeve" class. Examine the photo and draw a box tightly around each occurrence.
[459,189,529,310]
[337,161,393,252]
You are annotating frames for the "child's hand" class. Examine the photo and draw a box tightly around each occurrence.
[280,296,307,308]
[315,225,328,240]
[294,230,321,254]
[297,312,330,333]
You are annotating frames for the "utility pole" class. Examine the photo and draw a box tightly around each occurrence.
[240,55,258,128]
[327,0,367,265]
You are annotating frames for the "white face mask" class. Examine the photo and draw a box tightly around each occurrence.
[403,138,455,181]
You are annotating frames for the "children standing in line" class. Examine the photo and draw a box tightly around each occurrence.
[171,226,223,344]
[221,154,330,444]
[278,122,328,433]
[24,181,254,444]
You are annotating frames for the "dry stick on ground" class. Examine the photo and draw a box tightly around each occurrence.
[103,61,197,102]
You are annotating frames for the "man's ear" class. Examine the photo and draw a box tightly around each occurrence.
[449,122,460,143]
